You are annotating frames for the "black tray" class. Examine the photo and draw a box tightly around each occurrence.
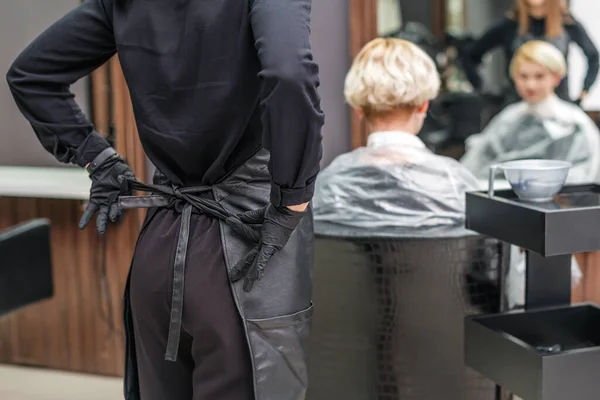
[465,303,600,400]
[465,184,600,256]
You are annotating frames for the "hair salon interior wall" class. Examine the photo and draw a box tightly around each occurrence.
[311,0,350,166]
[0,0,88,168]
[464,0,514,93]
[569,0,600,109]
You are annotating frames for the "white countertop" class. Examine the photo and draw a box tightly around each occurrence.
[0,166,90,200]
[0,166,508,202]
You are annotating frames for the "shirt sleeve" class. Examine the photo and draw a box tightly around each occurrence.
[566,20,600,93]
[249,0,325,207]
[6,0,117,167]
[461,18,513,90]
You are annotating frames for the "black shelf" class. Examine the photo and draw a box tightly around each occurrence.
[465,303,600,400]
[464,183,600,399]
[466,184,600,256]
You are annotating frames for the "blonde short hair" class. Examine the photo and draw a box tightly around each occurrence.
[510,40,567,79]
[344,38,440,118]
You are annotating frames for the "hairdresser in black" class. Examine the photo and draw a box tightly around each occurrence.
[461,0,599,105]
[6,0,324,399]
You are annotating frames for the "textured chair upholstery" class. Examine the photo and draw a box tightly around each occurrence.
[307,226,508,400]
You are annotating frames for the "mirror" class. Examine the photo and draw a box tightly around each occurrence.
[349,0,515,150]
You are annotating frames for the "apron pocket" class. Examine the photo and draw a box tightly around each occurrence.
[246,303,314,400]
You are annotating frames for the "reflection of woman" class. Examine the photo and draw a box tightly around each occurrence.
[461,0,598,104]
[463,41,586,310]
[461,40,600,183]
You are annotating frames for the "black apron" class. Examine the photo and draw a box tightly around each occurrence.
[121,149,314,400]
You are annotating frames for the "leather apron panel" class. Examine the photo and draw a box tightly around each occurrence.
[122,148,314,400]
[214,149,315,400]
[123,207,160,400]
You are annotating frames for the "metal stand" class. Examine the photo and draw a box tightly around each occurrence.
[495,242,511,400]
[524,252,571,310]
[503,251,572,399]
[492,248,571,400]
[464,186,600,400]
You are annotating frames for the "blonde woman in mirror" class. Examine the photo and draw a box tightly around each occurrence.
[461,40,600,186]
[462,40,587,311]
[313,37,480,232]
[461,0,598,104]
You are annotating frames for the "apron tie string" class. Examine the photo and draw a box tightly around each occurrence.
[118,178,258,362]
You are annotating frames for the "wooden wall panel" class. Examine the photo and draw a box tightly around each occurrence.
[348,0,378,150]
[0,56,145,376]
[430,0,447,38]
[348,0,449,149]
[0,198,142,375]
[91,64,110,135]
[573,252,600,304]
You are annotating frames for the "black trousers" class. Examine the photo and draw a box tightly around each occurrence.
[129,208,254,400]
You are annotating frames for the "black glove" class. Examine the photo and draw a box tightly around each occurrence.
[229,204,305,292]
[79,150,136,234]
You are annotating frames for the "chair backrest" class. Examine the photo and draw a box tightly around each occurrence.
[307,233,508,400]
[0,219,53,317]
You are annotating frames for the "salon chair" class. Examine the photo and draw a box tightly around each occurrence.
[0,219,53,316]
[307,222,509,400]
[419,92,486,159]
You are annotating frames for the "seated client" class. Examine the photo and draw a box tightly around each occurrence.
[461,40,600,184]
[313,37,479,231]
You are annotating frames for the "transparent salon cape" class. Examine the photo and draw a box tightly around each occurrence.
[313,136,583,309]
[461,96,600,183]
[312,143,480,232]
[459,96,592,307]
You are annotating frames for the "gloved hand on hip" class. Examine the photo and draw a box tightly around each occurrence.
[229,204,305,292]
[79,149,136,234]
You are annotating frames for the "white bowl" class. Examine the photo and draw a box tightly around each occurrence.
[490,160,572,202]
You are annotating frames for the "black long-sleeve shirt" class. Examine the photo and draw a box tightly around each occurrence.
[462,15,599,95]
[6,0,324,207]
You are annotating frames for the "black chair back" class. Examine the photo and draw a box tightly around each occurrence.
[307,230,508,400]
[0,219,53,316]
